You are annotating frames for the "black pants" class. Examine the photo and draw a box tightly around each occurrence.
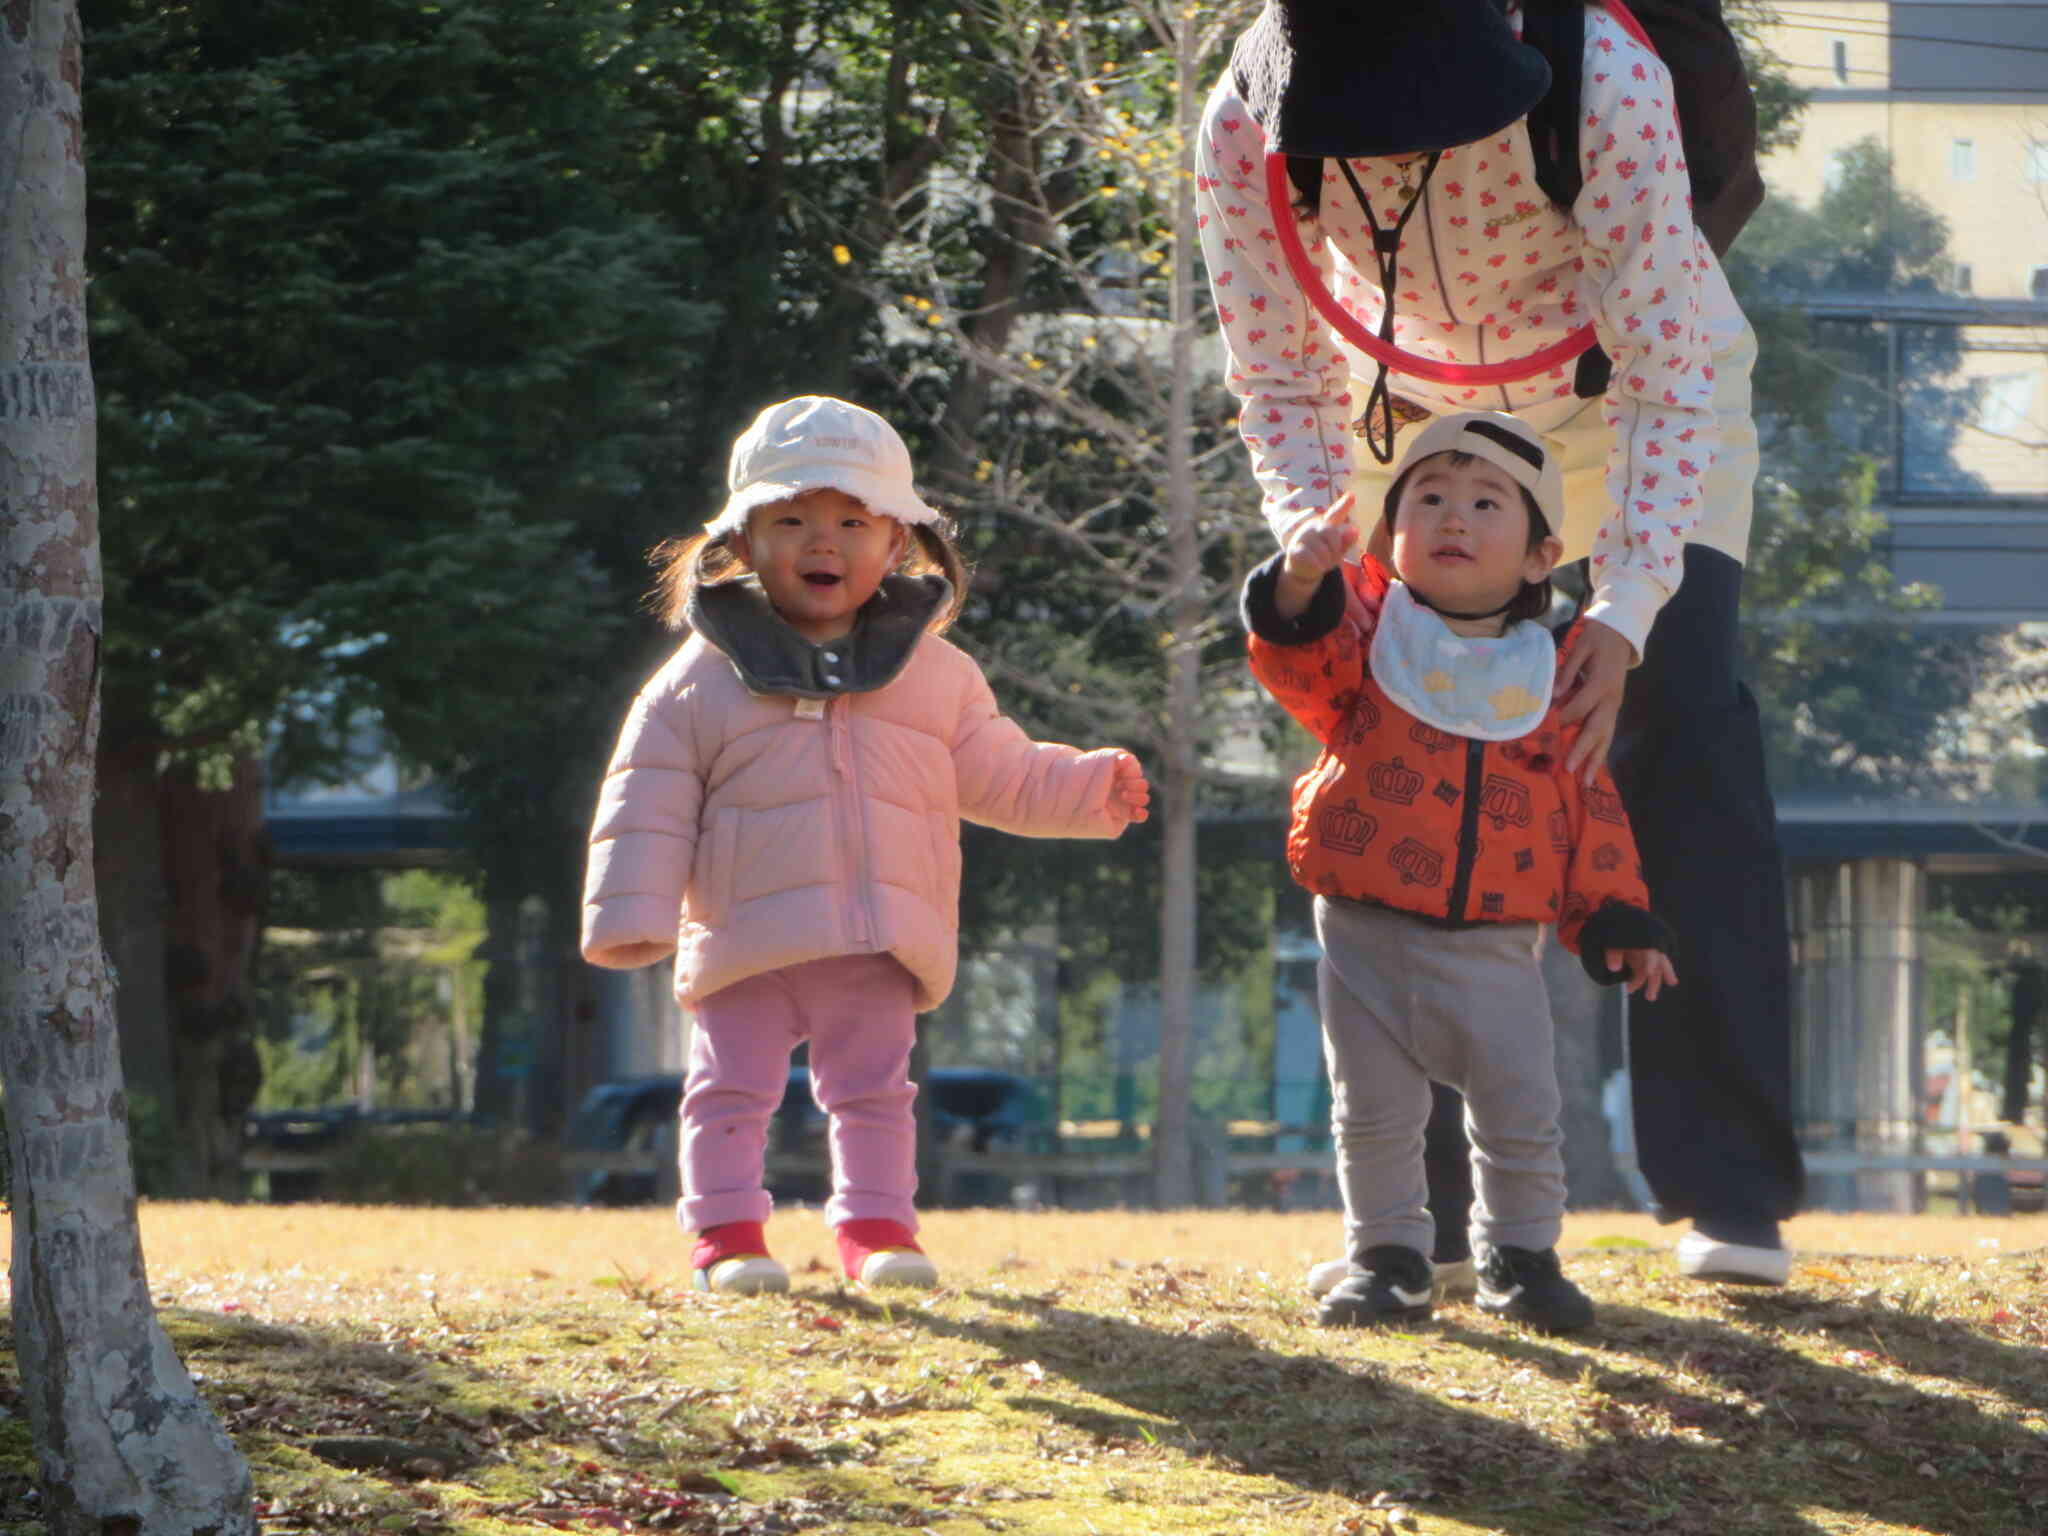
[1423,545,1804,1240]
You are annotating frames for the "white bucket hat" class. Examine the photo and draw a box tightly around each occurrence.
[706,395,943,539]
[1388,410,1563,536]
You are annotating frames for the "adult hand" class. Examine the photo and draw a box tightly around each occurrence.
[1556,619,1633,783]
[1107,751,1151,827]
[1609,947,1678,1001]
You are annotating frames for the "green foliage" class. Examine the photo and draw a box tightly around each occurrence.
[124,1089,183,1199]
[1724,136,2002,798]
[255,869,487,1113]
[83,0,705,793]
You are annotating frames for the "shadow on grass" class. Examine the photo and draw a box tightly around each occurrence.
[0,1306,958,1534]
[823,1279,2048,1536]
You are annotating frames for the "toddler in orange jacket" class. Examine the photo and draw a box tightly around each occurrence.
[1241,411,1673,1334]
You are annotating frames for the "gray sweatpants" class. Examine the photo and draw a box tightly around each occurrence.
[1315,896,1566,1261]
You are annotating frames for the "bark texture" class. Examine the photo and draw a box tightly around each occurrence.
[1,2,256,1528]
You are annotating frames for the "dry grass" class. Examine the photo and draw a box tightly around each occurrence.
[2,1205,2045,1535]
[104,1202,2048,1309]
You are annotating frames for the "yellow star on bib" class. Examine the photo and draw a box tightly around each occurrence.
[1490,684,1544,720]
[1423,669,1455,694]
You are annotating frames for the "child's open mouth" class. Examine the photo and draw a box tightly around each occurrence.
[802,572,843,586]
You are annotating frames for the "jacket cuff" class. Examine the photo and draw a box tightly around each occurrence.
[1577,902,1677,985]
[1581,566,1665,664]
[1241,552,1346,646]
[581,894,682,971]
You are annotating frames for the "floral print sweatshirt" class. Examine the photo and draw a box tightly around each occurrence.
[1195,2,1750,658]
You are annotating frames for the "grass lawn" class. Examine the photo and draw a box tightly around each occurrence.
[3,1205,2045,1534]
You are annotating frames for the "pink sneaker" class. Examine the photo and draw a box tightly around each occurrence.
[835,1218,938,1288]
[692,1221,789,1294]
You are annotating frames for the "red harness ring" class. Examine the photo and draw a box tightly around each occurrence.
[1260,0,1653,389]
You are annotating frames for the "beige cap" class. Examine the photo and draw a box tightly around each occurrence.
[1388,411,1562,536]
[708,395,941,538]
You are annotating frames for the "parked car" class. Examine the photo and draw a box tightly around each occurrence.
[567,1066,1050,1207]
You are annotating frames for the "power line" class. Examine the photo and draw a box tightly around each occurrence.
[1770,17,2048,60]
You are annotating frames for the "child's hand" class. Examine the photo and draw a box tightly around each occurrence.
[1107,752,1151,827]
[1608,947,1678,1001]
[1275,495,1359,619]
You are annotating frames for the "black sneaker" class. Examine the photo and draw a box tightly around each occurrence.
[1318,1244,1434,1329]
[1475,1242,1594,1334]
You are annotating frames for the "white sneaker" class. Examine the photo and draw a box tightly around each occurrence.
[1431,1255,1479,1301]
[695,1254,791,1295]
[1308,1254,1477,1301]
[1677,1228,1790,1287]
[859,1248,939,1288]
[1305,1257,1351,1298]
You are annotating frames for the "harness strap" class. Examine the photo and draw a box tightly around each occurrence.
[1261,0,1655,391]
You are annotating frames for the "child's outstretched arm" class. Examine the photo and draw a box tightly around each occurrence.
[946,653,1140,840]
[1107,751,1151,828]
[1241,495,1381,747]
[1272,496,1359,621]
[581,678,704,970]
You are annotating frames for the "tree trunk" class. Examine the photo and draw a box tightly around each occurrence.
[160,754,270,1197]
[93,711,187,1190]
[1149,18,1204,1209]
[473,886,523,1122]
[0,4,256,1527]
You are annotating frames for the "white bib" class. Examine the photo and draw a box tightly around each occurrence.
[1368,581,1556,742]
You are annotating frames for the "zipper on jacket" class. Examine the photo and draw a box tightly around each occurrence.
[828,697,879,949]
[1445,738,1486,922]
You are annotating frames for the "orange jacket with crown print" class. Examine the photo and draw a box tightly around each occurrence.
[1243,553,1659,961]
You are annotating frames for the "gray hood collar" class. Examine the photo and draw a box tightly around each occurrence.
[685,573,952,699]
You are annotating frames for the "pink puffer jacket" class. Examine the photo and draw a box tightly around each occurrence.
[581,620,1125,1010]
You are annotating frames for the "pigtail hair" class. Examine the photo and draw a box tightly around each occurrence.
[647,513,971,636]
[646,531,746,632]
[906,520,971,634]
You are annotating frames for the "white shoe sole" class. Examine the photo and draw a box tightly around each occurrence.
[696,1255,790,1294]
[1677,1230,1790,1286]
[1308,1255,1477,1302]
[859,1249,939,1288]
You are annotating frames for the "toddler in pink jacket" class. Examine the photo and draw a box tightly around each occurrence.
[582,395,1150,1293]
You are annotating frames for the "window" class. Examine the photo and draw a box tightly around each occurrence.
[1832,40,1849,84]
[1953,263,1973,294]
[2033,266,2048,302]
[1951,139,1976,181]
[2027,143,2048,184]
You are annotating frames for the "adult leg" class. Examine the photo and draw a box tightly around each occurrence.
[1549,326,1802,1264]
[1610,544,1804,1243]
[1422,1083,1476,1264]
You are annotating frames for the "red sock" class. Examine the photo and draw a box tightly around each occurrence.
[693,1220,770,1272]
[835,1218,921,1279]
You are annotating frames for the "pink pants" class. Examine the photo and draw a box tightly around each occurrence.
[676,953,920,1235]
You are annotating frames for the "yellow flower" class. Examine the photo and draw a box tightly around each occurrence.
[831,244,852,266]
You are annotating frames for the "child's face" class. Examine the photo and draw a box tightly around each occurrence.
[733,488,907,643]
[1389,453,1560,626]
